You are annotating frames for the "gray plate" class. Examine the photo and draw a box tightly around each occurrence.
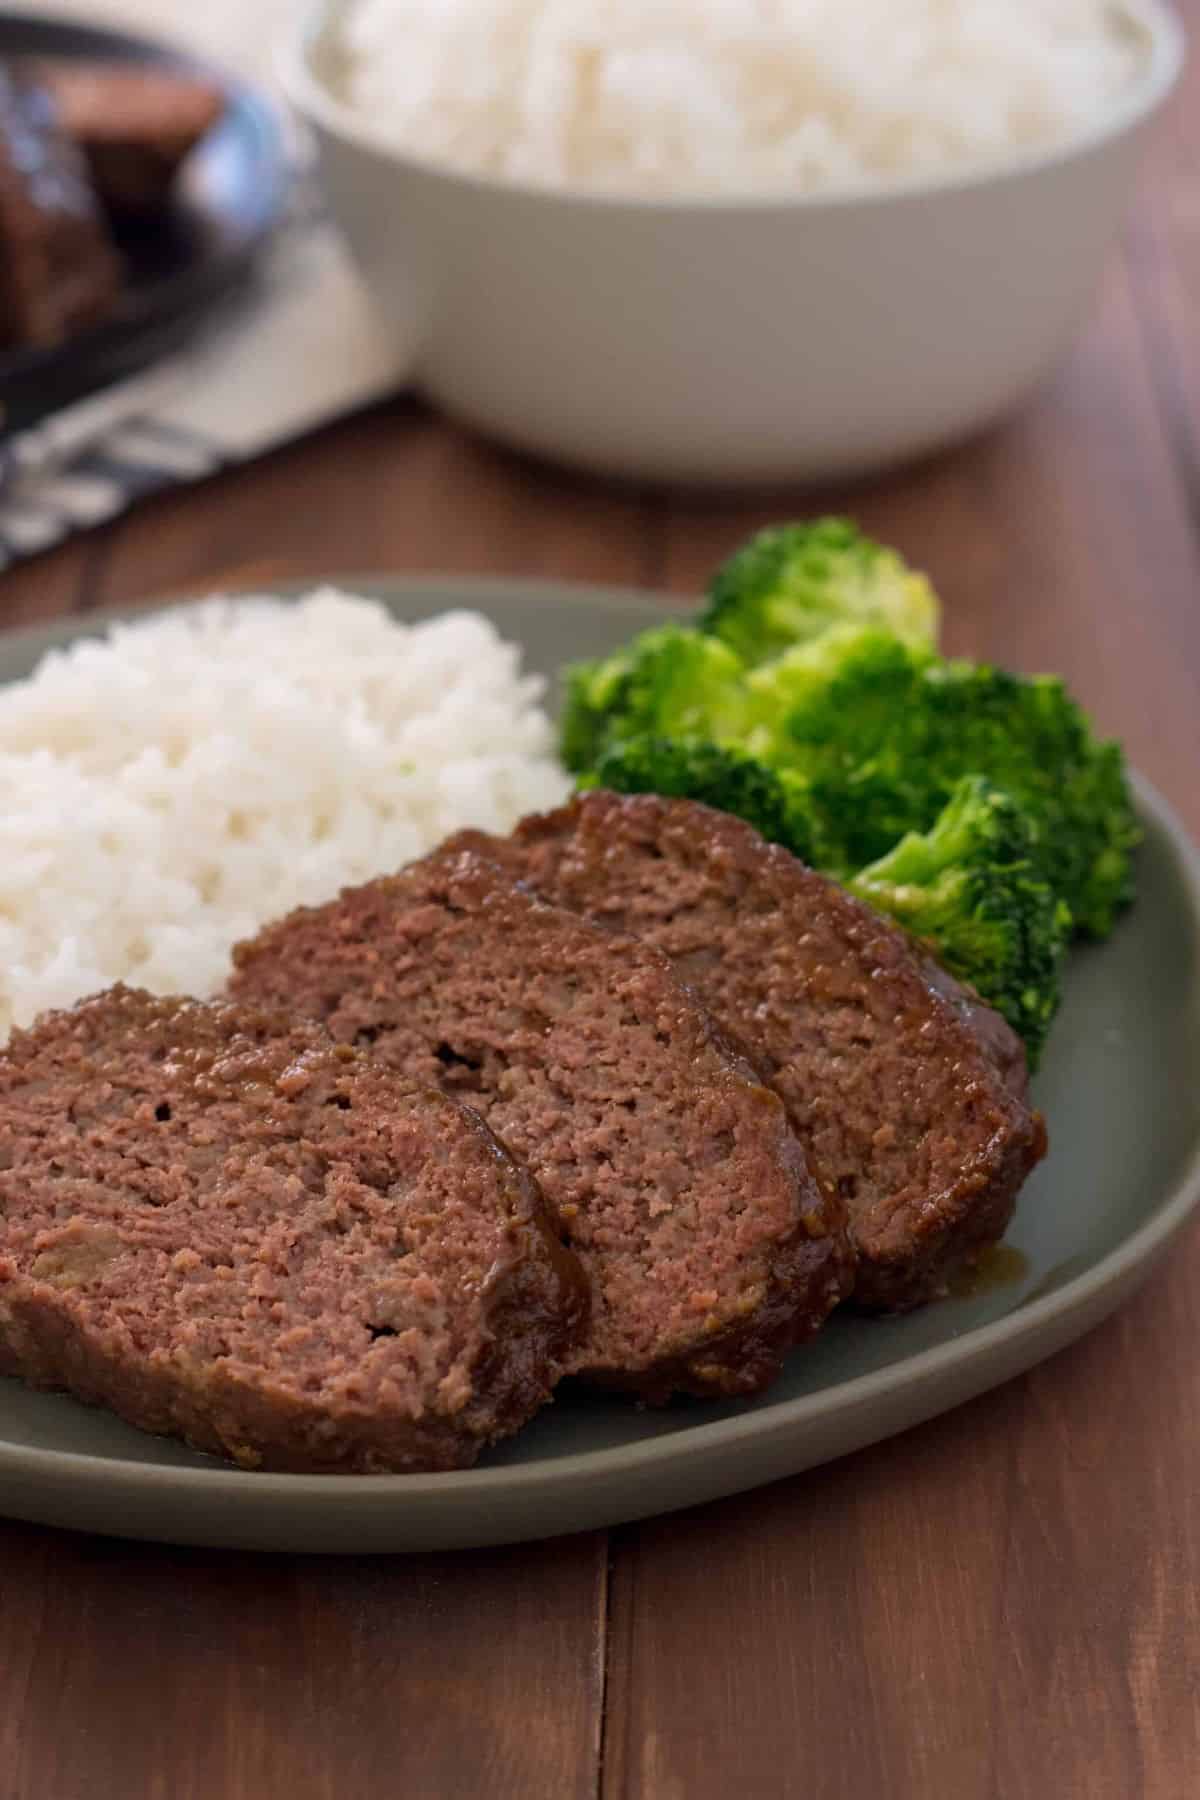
[1,578,1198,1554]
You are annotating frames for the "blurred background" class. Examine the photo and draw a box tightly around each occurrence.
[0,0,1187,562]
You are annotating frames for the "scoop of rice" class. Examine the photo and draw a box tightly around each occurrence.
[335,0,1146,197]
[0,592,571,1037]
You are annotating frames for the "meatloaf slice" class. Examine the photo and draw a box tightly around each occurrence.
[0,987,587,1474]
[37,61,225,217]
[449,792,1046,1311]
[0,64,121,351]
[230,850,852,1402]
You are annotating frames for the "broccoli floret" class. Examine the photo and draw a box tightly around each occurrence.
[560,646,638,773]
[743,625,937,865]
[744,621,932,752]
[582,736,818,863]
[750,628,1139,935]
[562,542,1137,942]
[559,625,750,773]
[702,518,940,666]
[914,664,1138,938]
[849,777,1070,1067]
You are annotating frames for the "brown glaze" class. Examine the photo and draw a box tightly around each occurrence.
[947,1240,1032,1299]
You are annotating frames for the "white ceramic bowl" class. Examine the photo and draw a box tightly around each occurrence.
[284,0,1184,488]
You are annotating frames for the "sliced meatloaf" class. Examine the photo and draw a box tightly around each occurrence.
[0,64,121,351]
[37,60,225,217]
[449,792,1046,1311]
[0,987,587,1473]
[230,850,852,1402]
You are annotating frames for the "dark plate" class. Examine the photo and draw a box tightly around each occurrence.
[1,579,1199,1554]
[0,11,289,432]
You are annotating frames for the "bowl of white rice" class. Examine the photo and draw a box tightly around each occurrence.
[284,0,1184,486]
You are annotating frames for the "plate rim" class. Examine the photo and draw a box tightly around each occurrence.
[0,575,1197,1519]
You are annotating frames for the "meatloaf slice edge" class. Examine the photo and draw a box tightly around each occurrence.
[0,987,586,1473]
[448,791,1046,1312]
[230,850,853,1402]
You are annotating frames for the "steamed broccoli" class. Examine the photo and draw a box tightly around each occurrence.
[559,516,1137,946]
[849,777,1071,1066]
[748,627,1139,936]
[702,518,941,666]
[750,621,931,756]
[560,624,749,774]
[560,645,638,773]
[582,736,817,862]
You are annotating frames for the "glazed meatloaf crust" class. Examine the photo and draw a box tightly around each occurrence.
[231,850,852,1402]
[0,987,587,1473]
[449,792,1047,1311]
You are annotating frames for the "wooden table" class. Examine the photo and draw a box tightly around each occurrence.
[3,45,1200,1800]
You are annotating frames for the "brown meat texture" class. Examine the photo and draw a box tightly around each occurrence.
[37,60,225,216]
[231,850,853,1401]
[0,64,121,350]
[0,988,587,1474]
[448,792,1047,1311]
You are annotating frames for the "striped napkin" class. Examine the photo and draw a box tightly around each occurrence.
[0,0,405,571]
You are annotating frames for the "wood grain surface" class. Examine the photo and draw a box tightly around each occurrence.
[2,17,1199,1794]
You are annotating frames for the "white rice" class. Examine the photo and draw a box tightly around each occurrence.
[0,592,571,1038]
[334,0,1148,197]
